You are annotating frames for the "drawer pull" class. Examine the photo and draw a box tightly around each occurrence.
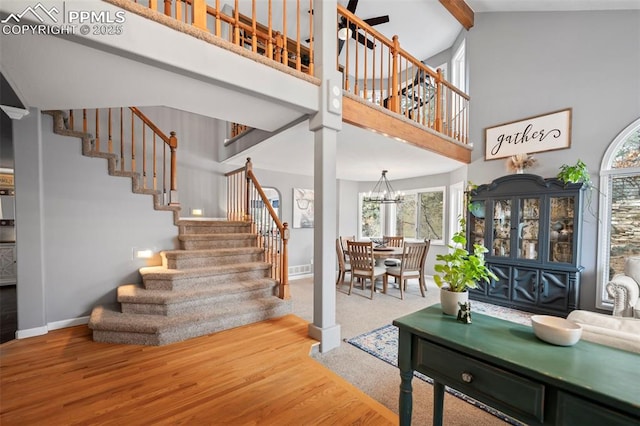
[461,372,474,383]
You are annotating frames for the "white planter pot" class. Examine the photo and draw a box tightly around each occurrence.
[440,288,469,316]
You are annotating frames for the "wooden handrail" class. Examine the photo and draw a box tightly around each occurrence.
[225,158,289,299]
[337,5,470,144]
[68,107,179,204]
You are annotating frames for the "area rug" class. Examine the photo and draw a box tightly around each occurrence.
[345,301,531,426]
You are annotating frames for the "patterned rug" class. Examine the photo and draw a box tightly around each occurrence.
[345,301,531,426]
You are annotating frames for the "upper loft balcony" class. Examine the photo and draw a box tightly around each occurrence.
[132,0,473,165]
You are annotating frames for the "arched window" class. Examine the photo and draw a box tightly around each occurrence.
[596,118,640,309]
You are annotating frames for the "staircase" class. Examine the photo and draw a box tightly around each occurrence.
[45,108,292,346]
[89,220,291,345]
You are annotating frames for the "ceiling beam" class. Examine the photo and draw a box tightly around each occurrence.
[439,0,474,30]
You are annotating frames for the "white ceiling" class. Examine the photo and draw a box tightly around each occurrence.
[226,0,640,182]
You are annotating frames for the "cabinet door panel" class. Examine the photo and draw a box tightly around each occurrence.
[487,264,511,300]
[511,268,538,305]
[539,271,570,311]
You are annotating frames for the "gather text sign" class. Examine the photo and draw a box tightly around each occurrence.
[484,108,572,160]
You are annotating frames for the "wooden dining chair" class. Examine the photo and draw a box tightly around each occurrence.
[347,241,388,299]
[335,238,351,287]
[384,240,430,299]
[383,236,404,281]
[340,235,355,263]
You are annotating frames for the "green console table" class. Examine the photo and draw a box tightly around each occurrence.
[393,305,640,426]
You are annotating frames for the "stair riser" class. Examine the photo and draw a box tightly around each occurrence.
[166,253,263,269]
[180,225,252,234]
[143,269,271,291]
[121,287,276,315]
[92,301,292,346]
[180,239,256,250]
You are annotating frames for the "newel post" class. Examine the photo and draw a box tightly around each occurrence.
[169,131,179,206]
[435,68,443,133]
[280,222,290,299]
[244,157,252,222]
[390,35,400,113]
[192,0,207,30]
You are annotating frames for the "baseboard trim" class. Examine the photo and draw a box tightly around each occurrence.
[15,326,48,339]
[15,316,90,340]
[49,316,90,330]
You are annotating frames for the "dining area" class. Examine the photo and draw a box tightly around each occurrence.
[336,236,431,300]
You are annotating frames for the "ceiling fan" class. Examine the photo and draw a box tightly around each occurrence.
[338,0,389,54]
[305,0,389,54]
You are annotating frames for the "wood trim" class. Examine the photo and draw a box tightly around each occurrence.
[439,0,474,30]
[342,97,471,164]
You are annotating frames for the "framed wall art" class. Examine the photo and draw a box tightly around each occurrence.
[292,188,314,228]
[485,108,572,160]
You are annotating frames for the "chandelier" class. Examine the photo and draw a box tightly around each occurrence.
[364,170,404,204]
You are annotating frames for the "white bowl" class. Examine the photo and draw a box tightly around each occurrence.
[531,315,582,346]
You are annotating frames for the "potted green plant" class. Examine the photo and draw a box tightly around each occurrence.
[557,159,592,187]
[556,159,598,216]
[434,217,497,315]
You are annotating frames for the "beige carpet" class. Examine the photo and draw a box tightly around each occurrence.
[290,275,513,425]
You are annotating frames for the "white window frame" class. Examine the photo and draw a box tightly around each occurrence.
[596,117,640,310]
[395,186,446,245]
[449,181,465,244]
[357,193,385,240]
[452,40,466,94]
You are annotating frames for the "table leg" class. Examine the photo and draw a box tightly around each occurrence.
[433,381,445,426]
[398,329,413,425]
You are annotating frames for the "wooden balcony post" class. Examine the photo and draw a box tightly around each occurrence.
[390,35,400,113]
[435,68,443,133]
[169,131,179,206]
[192,0,207,31]
[267,0,274,59]
[280,222,290,299]
[307,0,314,75]
[164,0,171,16]
[244,157,252,222]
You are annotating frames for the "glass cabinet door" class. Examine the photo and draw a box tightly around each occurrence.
[549,196,576,263]
[492,199,511,257]
[518,198,541,260]
[468,200,486,247]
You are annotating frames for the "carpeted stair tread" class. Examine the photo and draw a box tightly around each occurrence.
[178,233,256,241]
[118,278,276,304]
[176,219,247,226]
[89,297,290,334]
[162,247,263,258]
[140,261,270,278]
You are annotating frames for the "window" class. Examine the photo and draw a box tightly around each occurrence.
[359,195,383,239]
[452,40,466,94]
[597,118,640,309]
[395,187,445,244]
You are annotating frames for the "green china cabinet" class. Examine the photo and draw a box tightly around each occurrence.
[467,174,585,315]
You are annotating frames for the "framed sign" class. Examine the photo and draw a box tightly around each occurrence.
[293,188,314,228]
[485,108,572,160]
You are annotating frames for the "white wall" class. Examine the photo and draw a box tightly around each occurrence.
[467,10,640,311]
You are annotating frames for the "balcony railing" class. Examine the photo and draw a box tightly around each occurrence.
[134,0,469,144]
[337,5,469,144]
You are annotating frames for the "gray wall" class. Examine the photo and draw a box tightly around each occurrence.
[139,106,227,218]
[15,112,177,328]
[467,10,640,311]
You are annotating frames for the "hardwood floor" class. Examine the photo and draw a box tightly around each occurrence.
[0,314,396,425]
